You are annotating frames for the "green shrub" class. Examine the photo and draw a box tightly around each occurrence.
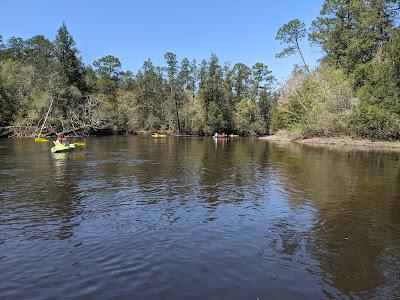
[274,65,358,137]
[269,104,288,133]
[233,98,266,135]
[352,103,400,140]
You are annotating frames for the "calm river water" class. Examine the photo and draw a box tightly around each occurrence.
[0,136,399,299]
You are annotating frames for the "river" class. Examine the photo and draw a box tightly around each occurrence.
[0,136,399,299]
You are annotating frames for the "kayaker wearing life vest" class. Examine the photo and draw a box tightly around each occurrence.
[54,134,68,145]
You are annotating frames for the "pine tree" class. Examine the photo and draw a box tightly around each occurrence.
[310,0,398,75]
[25,35,54,75]
[164,52,181,132]
[93,55,122,96]
[230,63,251,102]
[276,19,310,73]
[54,23,86,92]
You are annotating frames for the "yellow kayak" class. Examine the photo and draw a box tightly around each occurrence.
[35,137,48,143]
[51,143,75,153]
[152,134,166,138]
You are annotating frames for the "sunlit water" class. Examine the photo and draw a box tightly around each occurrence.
[1,136,399,299]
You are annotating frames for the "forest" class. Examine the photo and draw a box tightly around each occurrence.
[0,0,399,140]
[0,25,275,137]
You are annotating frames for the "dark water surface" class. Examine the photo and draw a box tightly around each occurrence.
[1,136,400,299]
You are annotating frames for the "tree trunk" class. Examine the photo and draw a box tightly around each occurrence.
[175,93,181,133]
[37,96,55,137]
[296,40,310,74]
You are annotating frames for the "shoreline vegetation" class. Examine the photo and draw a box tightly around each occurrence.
[1,1,399,142]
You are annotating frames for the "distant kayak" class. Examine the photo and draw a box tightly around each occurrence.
[213,136,227,139]
[34,137,48,143]
[51,143,75,153]
[152,134,166,138]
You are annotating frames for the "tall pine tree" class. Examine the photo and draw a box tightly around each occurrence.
[54,23,86,92]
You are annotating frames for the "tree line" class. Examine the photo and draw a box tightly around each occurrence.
[1,0,399,140]
[0,24,276,137]
[272,0,400,140]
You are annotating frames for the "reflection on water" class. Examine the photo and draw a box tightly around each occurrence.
[268,143,400,298]
[0,137,399,299]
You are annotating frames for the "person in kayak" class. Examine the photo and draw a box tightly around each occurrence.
[54,134,68,145]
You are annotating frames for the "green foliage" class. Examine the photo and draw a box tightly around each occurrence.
[164,52,182,132]
[0,60,35,126]
[352,103,400,140]
[132,59,166,131]
[199,54,225,110]
[276,19,306,58]
[93,55,122,79]
[93,55,121,97]
[233,99,266,135]
[273,0,400,141]
[185,96,206,134]
[269,103,288,133]
[0,35,5,61]
[54,23,86,92]
[274,65,358,137]
[25,35,55,75]
[310,0,398,76]
[178,58,197,94]
[251,63,274,98]
[4,37,25,60]
[357,29,400,112]
[206,101,226,134]
[230,63,251,101]
[276,19,310,72]
[0,25,277,137]
[350,28,400,140]
[1,1,399,141]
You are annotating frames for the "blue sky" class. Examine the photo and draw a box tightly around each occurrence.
[1,0,324,82]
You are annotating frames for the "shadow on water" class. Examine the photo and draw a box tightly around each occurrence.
[0,137,399,299]
[267,142,400,298]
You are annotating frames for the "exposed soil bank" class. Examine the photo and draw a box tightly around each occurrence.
[259,131,400,150]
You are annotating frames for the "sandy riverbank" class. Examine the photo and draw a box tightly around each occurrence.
[259,131,400,150]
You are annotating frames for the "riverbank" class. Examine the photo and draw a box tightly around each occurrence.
[259,130,400,150]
